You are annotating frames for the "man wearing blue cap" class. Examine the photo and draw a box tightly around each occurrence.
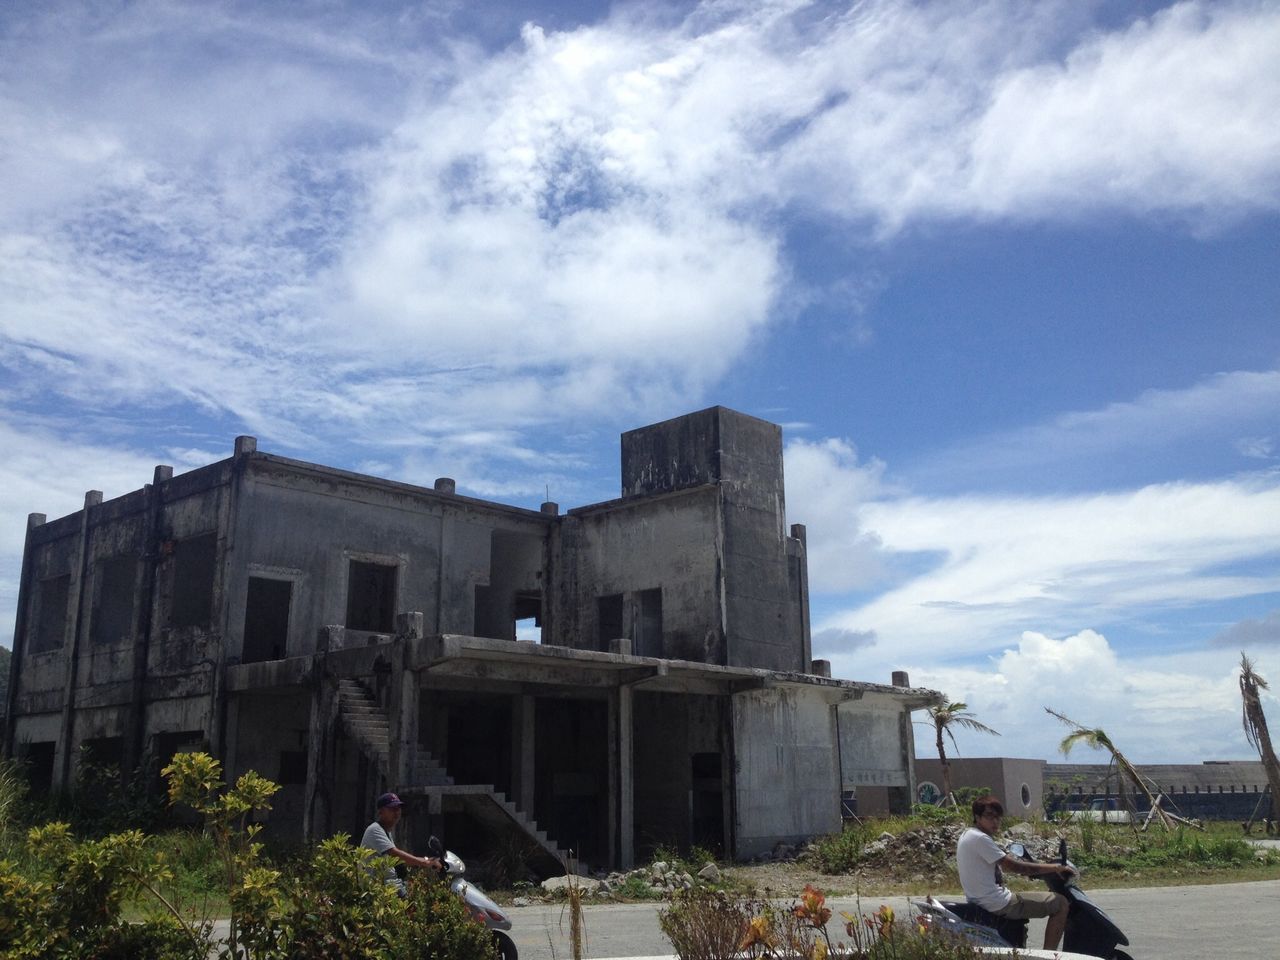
[360,792,442,895]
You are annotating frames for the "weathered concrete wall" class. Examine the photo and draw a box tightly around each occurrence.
[632,691,724,853]
[837,698,911,791]
[228,459,550,660]
[563,488,723,661]
[617,407,805,672]
[732,687,840,857]
[229,691,312,836]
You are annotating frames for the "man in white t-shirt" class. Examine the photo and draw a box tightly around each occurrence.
[359,792,442,895]
[957,795,1074,951]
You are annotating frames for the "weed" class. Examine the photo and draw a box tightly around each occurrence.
[810,823,870,874]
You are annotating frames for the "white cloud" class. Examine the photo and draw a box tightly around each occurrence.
[910,368,1280,486]
[3,1,1279,457]
[0,420,163,647]
[908,629,1278,764]
[784,437,889,591]
[1236,436,1276,459]
[818,475,1280,662]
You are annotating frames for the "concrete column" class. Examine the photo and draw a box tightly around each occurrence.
[607,689,618,869]
[2,513,47,758]
[388,613,423,788]
[618,684,635,869]
[303,625,342,841]
[123,466,172,780]
[54,490,102,790]
[518,694,536,814]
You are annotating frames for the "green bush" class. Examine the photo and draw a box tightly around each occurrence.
[910,803,961,826]
[398,869,499,960]
[809,824,870,874]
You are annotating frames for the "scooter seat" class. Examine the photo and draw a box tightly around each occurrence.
[937,900,1029,948]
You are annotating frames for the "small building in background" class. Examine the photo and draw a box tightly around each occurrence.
[914,757,1045,817]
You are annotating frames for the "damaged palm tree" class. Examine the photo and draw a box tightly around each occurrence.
[1046,708,1191,831]
[1239,653,1280,825]
[924,701,999,806]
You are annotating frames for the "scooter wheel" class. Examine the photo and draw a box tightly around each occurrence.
[1111,950,1134,960]
[493,931,518,960]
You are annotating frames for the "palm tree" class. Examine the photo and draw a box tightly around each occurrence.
[925,701,999,805]
[1047,708,1171,829]
[1239,653,1280,823]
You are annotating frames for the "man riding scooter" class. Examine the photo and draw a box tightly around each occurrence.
[360,792,443,895]
[957,795,1076,951]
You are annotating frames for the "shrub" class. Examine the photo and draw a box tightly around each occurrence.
[809,823,870,874]
[398,869,500,960]
[910,803,960,826]
[659,888,755,960]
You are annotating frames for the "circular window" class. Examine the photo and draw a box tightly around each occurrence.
[918,781,942,805]
[1020,783,1032,807]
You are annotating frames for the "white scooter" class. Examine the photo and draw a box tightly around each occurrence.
[918,839,1133,960]
[427,836,518,960]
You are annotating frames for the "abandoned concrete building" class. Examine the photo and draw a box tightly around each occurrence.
[3,406,935,871]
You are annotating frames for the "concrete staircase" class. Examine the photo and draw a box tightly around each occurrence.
[335,679,567,873]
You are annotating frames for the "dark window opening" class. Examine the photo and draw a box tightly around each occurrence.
[22,741,56,796]
[514,591,542,643]
[170,533,217,628]
[636,588,663,658]
[597,594,623,651]
[92,554,138,646]
[473,584,497,638]
[278,750,308,786]
[81,736,125,768]
[345,560,397,632]
[31,574,71,654]
[243,576,292,663]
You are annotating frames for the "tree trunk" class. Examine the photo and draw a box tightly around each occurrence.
[936,723,953,806]
[1243,676,1280,821]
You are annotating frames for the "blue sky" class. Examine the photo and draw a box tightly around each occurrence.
[2,0,1278,764]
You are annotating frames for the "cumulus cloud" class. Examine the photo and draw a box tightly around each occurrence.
[3,0,1279,459]
[907,629,1274,764]
[784,438,889,591]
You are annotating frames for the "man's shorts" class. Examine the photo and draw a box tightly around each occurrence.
[994,891,1067,920]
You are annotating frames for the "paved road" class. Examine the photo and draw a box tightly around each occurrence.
[507,879,1280,960]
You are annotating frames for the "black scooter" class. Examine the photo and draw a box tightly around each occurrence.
[917,839,1133,959]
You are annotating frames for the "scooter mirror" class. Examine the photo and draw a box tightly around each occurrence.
[1006,842,1026,859]
[1058,838,1068,864]
[427,835,444,858]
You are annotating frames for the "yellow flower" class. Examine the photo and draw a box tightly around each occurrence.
[739,914,776,951]
[794,884,832,927]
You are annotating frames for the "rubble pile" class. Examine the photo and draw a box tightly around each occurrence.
[525,859,724,904]
[807,821,1066,880]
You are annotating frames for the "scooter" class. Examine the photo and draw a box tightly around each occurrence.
[917,839,1133,960]
[427,836,518,960]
